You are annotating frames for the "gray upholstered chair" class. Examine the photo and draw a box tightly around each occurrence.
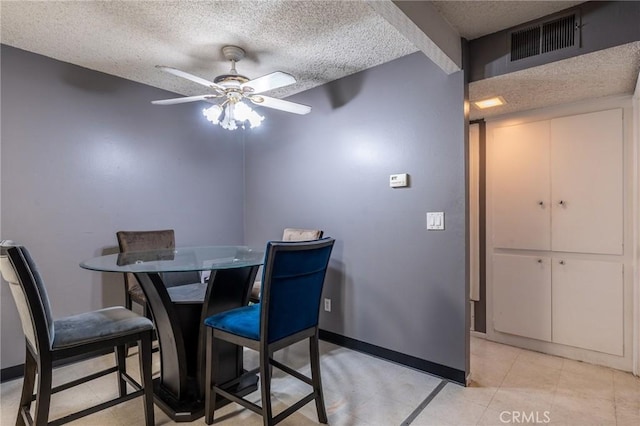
[249,228,323,303]
[0,242,155,426]
[116,229,205,315]
[204,238,335,426]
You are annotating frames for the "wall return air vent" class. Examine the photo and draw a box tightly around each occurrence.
[509,12,580,62]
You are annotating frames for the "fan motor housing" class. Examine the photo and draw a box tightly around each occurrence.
[214,74,249,85]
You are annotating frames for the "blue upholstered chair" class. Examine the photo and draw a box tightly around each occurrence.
[203,238,335,426]
[0,243,155,426]
[249,228,324,304]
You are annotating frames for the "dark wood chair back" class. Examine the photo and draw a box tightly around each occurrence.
[0,244,155,426]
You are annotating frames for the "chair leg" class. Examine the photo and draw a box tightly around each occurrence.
[125,288,133,312]
[259,349,273,426]
[310,334,328,424]
[124,290,134,357]
[33,357,52,426]
[115,345,127,397]
[204,328,217,425]
[16,348,37,426]
[139,332,155,426]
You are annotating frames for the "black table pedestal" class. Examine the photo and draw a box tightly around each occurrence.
[135,265,260,422]
[151,374,259,422]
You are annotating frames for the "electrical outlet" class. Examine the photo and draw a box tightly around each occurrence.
[324,298,331,312]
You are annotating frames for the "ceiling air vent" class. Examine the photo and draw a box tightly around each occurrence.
[511,26,541,61]
[510,13,578,62]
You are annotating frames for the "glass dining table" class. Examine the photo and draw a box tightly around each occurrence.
[80,245,264,422]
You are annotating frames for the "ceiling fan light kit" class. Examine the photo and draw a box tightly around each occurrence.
[152,45,311,131]
[202,102,264,130]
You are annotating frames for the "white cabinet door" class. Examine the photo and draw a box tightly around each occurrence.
[550,109,623,255]
[492,121,551,250]
[493,254,552,341]
[552,258,623,355]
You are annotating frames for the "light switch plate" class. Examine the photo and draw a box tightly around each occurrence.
[426,212,445,230]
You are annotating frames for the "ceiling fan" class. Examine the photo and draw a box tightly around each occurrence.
[152,45,311,130]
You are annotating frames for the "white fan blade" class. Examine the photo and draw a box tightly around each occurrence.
[241,72,296,94]
[156,66,225,91]
[249,95,311,115]
[151,95,219,105]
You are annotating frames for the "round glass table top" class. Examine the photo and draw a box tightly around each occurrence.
[80,246,264,273]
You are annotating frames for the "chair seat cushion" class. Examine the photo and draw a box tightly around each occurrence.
[204,304,260,341]
[53,307,154,349]
[131,281,206,305]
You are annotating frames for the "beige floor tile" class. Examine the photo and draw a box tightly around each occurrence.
[501,358,560,394]
[319,353,389,404]
[413,391,487,426]
[615,394,640,418]
[550,393,616,425]
[613,369,640,408]
[3,336,639,426]
[47,382,101,420]
[0,378,23,425]
[272,372,373,424]
[476,407,502,426]
[615,399,640,422]
[617,416,640,426]
[439,381,498,409]
[321,381,373,415]
[471,338,521,362]
[371,368,442,408]
[469,368,509,389]
[556,369,615,401]
[350,392,417,425]
[487,387,554,415]
[206,394,265,425]
[514,349,564,371]
[410,412,455,426]
[470,340,517,389]
[477,407,553,426]
[274,389,363,426]
[561,359,615,384]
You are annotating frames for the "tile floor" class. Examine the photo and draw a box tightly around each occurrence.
[1,336,639,425]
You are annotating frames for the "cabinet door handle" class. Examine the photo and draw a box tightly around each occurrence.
[558,200,566,206]
[538,201,544,207]
[559,260,565,265]
[537,259,543,263]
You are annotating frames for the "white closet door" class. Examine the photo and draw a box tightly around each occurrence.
[550,109,623,254]
[493,254,552,341]
[552,258,623,355]
[492,121,551,250]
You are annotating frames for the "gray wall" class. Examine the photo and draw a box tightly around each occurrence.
[1,46,469,376]
[244,52,468,372]
[1,46,246,368]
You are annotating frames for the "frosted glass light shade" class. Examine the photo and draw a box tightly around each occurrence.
[202,101,264,130]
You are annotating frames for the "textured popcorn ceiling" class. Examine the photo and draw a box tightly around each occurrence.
[432,1,584,40]
[1,1,638,120]
[469,41,640,120]
[0,0,418,100]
